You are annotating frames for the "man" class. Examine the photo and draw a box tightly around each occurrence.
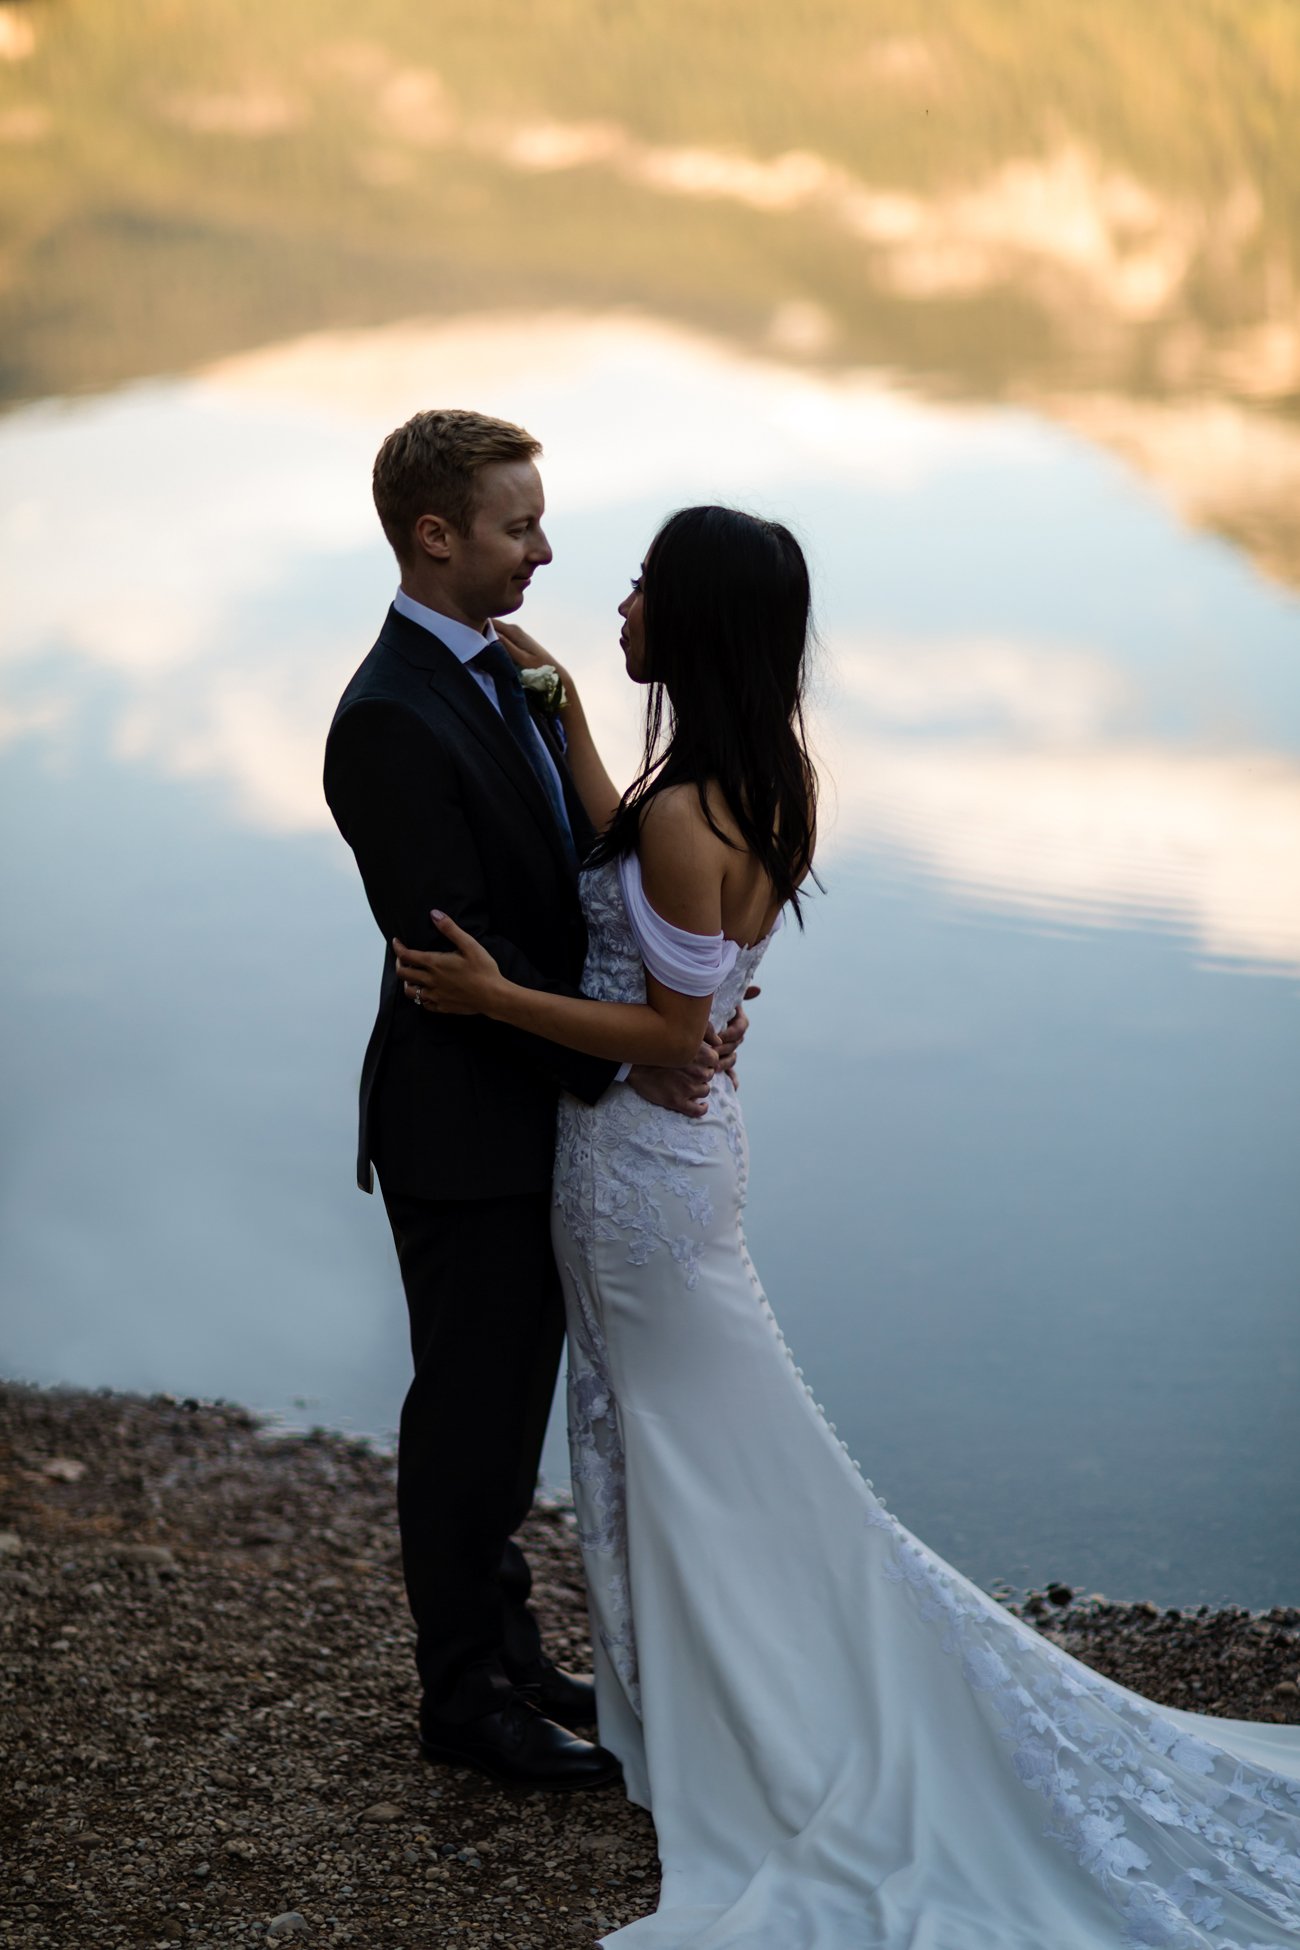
[324,409,742,1791]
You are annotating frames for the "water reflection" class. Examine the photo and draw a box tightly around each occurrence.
[3,0,1298,1616]
[6,6,1299,585]
[0,315,1294,1614]
[4,313,1298,960]
[2,319,1297,1601]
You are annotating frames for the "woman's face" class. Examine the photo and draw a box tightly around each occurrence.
[618,567,649,683]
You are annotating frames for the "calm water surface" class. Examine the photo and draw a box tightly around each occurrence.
[3,319,1296,1606]
[2,6,1298,1607]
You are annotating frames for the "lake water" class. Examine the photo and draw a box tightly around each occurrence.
[1,7,1298,1608]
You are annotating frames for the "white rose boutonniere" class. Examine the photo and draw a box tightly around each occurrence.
[517,664,568,716]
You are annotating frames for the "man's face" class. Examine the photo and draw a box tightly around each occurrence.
[437,460,552,627]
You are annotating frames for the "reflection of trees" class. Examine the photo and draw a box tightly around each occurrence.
[1,0,1297,579]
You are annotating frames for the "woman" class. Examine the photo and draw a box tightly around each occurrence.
[396,507,1300,1949]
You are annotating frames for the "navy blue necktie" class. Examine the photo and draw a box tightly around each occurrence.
[471,640,578,871]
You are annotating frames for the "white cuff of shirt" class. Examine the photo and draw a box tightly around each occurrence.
[614,1062,632,1084]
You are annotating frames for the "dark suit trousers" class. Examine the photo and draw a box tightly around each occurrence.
[381,1185,565,1722]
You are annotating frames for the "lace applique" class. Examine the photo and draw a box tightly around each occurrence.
[562,1253,640,1709]
[556,1089,718,1289]
[862,1504,1300,1947]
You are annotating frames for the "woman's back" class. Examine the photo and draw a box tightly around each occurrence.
[636,780,800,953]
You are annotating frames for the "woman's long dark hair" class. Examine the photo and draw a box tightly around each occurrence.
[590,505,818,922]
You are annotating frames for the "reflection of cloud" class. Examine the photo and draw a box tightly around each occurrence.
[299,47,1237,336]
[821,729,1300,972]
[1046,394,1300,590]
[501,120,625,173]
[1212,321,1300,400]
[160,87,303,137]
[493,128,1201,324]
[861,36,945,90]
[0,386,373,677]
[199,309,1033,507]
[110,666,352,835]
[0,6,36,61]
[858,147,1194,321]
[2,309,1296,972]
[275,45,1236,335]
[0,311,1050,842]
[823,632,1300,969]
[835,636,1130,741]
[766,301,837,357]
[0,103,48,142]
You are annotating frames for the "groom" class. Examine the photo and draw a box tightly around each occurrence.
[324,409,739,1791]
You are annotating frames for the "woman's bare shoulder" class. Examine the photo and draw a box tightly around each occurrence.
[636,787,730,932]
[640,783,719,849]
[639,781,739,851]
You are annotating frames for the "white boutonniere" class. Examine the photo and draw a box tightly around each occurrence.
[517,664,568,716]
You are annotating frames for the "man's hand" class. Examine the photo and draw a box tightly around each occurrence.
[626,1040,719,1119]
[716,986,760,1089]
[626,985,761,1116]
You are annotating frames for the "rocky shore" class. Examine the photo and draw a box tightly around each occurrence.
[2,1383,1297,1950]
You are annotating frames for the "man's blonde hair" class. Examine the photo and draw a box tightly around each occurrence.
[372,408,542,561]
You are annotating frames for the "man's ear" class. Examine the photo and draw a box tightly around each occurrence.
[414,513,454,561]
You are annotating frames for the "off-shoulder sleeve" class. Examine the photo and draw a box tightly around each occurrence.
[617,853,740,997]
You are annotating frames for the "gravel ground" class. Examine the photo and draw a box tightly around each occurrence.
[2,1382,1297,1949]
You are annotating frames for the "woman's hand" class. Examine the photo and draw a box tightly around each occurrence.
[494,619,571,688]
[492,618,550,668]
[394,912,506,1017]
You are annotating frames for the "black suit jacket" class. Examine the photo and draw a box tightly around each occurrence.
[324,606,617,1201]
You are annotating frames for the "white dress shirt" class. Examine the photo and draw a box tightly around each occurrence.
[392,587,570,815]
[392,587,632,1083]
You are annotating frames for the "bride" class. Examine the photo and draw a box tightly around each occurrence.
[395,505,1300,1949]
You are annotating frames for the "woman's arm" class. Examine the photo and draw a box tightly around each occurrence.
[395,790,727,1067]
[494,619,621,832]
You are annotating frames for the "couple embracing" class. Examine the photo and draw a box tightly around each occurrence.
[326,411,1300,1949]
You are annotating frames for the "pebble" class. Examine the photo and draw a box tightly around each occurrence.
[0,1529,23,1554]
[111,1544,178,1571]
[266,1912,310,1939]
[361,1801,404,1823]
[41,1456,88,1482]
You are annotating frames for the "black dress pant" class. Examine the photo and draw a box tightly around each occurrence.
[381,1185,565,1722]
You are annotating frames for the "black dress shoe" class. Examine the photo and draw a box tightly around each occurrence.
[519,1662,597,1730]
[419,1694,620,1793]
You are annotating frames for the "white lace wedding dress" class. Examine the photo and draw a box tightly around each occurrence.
[551,856,1300,1950]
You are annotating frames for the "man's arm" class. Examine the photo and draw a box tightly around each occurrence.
[325,698,615,1104]
[625,984,756,1117]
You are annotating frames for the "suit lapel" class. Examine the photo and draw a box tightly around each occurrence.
[530,700,596,862]
[380,609,578,879]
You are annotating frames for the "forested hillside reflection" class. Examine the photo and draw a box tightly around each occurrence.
[2,0,1298,583]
